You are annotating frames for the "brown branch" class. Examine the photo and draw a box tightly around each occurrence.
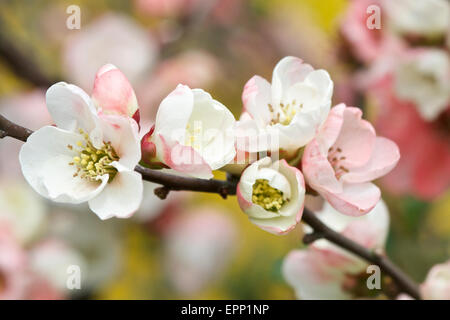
[0,115,33,141]
[135,165,235,199]
[0,114,421,299]
[301,212,421,300]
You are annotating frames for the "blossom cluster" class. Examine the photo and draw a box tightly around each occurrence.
[19,55,400,236]
[340,0,450,200]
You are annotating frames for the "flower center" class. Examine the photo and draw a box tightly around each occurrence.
[252,179,288,212]
[67,129,119,183]
[268,100,303,126]
[327,146,349,180]
[184,122,202,150]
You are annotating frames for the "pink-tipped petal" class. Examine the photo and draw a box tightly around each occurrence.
[92,64,139,119]
[342,137,400,184]
[333,107,376,168]
[271,56,314,105]
[159,135,213,179]
[282,249,353,300]
[241,75,272,124]
[302,140,342,194]
[324,182,381,217]
[316,103,346,151]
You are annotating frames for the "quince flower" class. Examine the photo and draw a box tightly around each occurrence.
[282,200,390,300]
[236,157,305,235]
[19,67,143,219]
[383,0,450,38]
[393,49,450,121]
[302,103,400,216]
[236,56,333,154]
[421,260,450,300]
[92,63,141,124]
[141,84,236,179]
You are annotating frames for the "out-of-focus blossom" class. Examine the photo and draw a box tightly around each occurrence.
[137,50,220,121]
[393,49,450,121]
[383,0,450,38]
[47,210,121,292]
[0,90,50,177]
[282,200,390,300]
[237,157,305,235]
[0,224,28,300]
[340,0,404,64]
[421,260,450,300]
[0,181,47,245]
[141,84,236,179]
[92,64,140,123]
[302,103,399,216]
[135,0,241,24]
[397,259,450,300]
[367,73,450,200]
[134,181,175,222]
[236,56,333,155]
[29,239,87,293]
[63,13,158,91]
[163,208,237,295]
[135,0,193,17]
[19,80,143,219]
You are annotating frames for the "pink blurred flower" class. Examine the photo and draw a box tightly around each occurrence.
[0,223,28,299]
[382,0,450,38]
[420,260,450,300]
[137,50,220,121]
[163,207,237,295]
[135,0,194,17]
[135,0,241,24]
[340,0,404,64]
[0,90,50,178]
[392,49,450,121]
[367,73,450,200]
[63,13,158,91]
[302,103,399,216]
[282,200,390,299]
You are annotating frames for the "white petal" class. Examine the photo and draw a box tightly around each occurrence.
[311,199,390,253]
[282,249,352,300]
[155,84,193,137]
[98,114,141,169]
[19,126,108,204]
[189,89,236,169]
[88,163,143,219]
[46,82,98,133]
[271,56,314,106]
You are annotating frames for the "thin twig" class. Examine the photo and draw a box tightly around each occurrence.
[0,114,422,299]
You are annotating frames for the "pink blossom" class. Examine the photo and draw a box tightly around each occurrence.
[340,0,404,64]
[420,260,450,300]
[92,64,140,123]
[0,223,28,300]
[302,103,400,216]
[163,207,237,295]
[63,13,158,91]
[136,50,220,121]
[368,73,450,200]
[0,90,51,178]
[282,200,390,299]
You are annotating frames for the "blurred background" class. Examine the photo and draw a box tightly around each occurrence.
[0,0,448,299]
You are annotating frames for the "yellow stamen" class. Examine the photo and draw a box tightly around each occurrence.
[252,179,288,212]
[68,128,119,183]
